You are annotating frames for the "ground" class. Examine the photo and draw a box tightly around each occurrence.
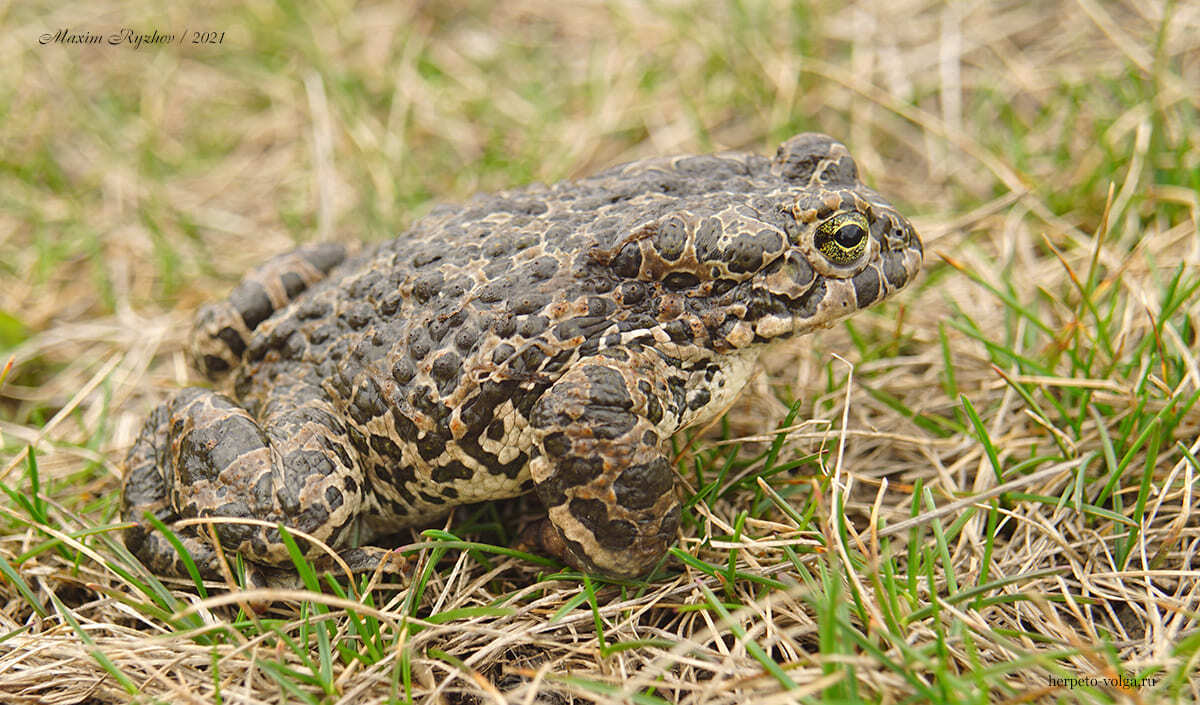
[0,1,1197,704]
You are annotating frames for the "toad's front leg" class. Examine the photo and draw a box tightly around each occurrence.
[527,347,686,578]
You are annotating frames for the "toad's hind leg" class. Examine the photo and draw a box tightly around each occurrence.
[526,348,684,578]
[190,242,350,382]
[122,399,228,580]
[121,380,378,584]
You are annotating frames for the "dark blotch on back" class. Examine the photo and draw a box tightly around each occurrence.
[662,271,700,290]
[725,230,783,274]
[509,293,550,315]
[694,218,722,263]
[524,256,559,281]
[412,272,443,303]
[340,302,373,330]
[392,359,415,384]
[653,217,688,261]
[611,242,642,278]
[618,281,645,305]
[350,377,386,424]
[408,327,433,361]
[431,351,462,394]
[554,316,610,342]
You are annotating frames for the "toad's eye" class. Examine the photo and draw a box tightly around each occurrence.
[814,212,870,265]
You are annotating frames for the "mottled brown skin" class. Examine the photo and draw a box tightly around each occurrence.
[121,133,923,584]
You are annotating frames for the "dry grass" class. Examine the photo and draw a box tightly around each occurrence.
[1,1,1198,703]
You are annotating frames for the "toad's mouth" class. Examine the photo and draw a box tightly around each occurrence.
[690,278,829,349]
[750,281,836,340]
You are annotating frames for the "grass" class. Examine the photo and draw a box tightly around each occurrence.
[1,0,1198,703]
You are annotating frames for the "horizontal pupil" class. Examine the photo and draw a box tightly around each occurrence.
[834,223,865,248]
